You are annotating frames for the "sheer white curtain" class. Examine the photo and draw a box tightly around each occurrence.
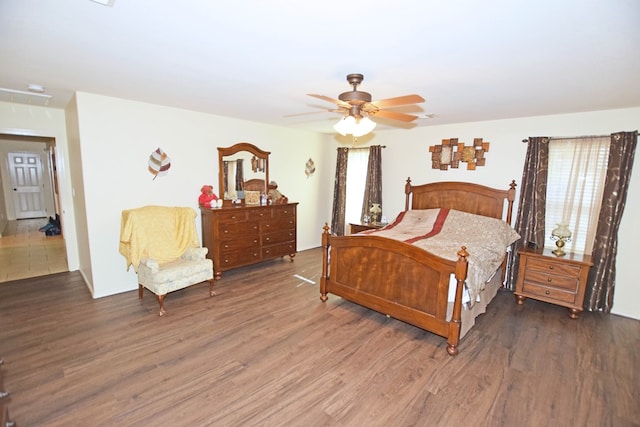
[345,149,370,226]
[225,160,237,200]
[545,136,610,254]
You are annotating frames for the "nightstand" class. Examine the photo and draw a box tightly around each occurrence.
[349,222,385,234]
[514,247,593,318]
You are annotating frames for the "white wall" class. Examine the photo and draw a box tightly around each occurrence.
[0,101,80,271]
[73,92,331,298]
[365,107,640,319]
[2,96,638,320]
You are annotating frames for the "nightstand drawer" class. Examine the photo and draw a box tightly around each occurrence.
[523,270,579,292]
[525,257,582,278]
[522,281,577,304]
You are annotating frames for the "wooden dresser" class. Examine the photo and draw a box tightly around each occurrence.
[201,203,297,279]
[514,247,593,318]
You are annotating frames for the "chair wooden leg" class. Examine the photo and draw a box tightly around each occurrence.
[138,284,144,299]
[156,294,167,316]
[208,279,216,296]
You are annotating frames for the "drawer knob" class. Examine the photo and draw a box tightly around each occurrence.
[545,290,551,295]
[547,278,552,282]
[548,265,554,270]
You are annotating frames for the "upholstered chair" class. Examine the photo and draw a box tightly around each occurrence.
[119,206,215,316]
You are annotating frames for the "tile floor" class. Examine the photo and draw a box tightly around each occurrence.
[0,218,68,283]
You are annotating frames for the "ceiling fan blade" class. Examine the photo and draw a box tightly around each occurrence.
[370,94,425,109]
[369,109,419,122]
[284,108,343,118]
[307,94,351,108]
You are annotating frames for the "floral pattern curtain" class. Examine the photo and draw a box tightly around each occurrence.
[505,137,549,290]
[585,131,638,312]
[235,159,244,191]
[331,147,349,236]
[361,145,383,222]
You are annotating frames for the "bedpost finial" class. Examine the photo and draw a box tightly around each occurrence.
[509,180,517,190]
[457,246,469,259]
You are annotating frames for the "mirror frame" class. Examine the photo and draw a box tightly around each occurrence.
[218,142,270,205]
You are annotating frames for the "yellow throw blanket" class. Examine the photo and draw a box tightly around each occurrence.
[119,206,200,272]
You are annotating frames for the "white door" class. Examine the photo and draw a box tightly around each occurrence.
[9,151,47,219]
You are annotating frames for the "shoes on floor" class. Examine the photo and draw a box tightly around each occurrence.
[39,214,61,235]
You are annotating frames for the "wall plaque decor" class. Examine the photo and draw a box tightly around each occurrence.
[429,138,490,170]
[148,147,171,179]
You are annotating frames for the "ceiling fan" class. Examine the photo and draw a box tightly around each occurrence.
[307,73,426,124]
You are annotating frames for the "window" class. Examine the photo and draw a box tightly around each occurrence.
[545,136,610,254]
[344,148,369,225]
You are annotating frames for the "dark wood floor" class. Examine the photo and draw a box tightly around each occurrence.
[1,248,639,426]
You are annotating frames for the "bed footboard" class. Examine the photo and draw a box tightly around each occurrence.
[320,224,469,356]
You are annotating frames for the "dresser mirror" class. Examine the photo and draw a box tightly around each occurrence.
[218,142,270,203]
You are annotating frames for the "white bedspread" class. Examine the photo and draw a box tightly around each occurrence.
[358,209,520,304]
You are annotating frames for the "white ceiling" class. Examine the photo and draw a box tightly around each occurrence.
[1,0,639,134]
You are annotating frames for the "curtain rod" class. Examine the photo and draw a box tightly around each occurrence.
[347,145,386,150]
[522,134,610,143]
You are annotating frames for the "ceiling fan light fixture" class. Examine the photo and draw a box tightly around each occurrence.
[353,116,376,137]
[333,115,356,136]
[333,115,376,137]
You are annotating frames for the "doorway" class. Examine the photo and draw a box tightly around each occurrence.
[0,133,66,280]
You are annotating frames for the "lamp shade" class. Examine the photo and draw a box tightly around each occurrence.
[334,115,356,136]
[334,115,377,137]
[551,223,572,239]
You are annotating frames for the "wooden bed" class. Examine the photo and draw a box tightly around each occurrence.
[320,178,517,355]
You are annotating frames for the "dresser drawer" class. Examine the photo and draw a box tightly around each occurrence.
[525,257,581,278]
[262,229,295,246]
[216,210,249,222]
[219,235,260,252]
[523,270,579,292]
[522,281,577,304]
[272,205,295,218]
[219,221,259,236]
[263,241,296,258]
[263,217,295,231]
[219,249,261,268]
[248,208,272,221]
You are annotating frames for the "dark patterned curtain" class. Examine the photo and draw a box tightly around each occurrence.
[585,131,638,312]
[361,145,383,222]
[331,147,349,236]
[235,159,244,191]
[223,161,229,195]
[505,137,549,290]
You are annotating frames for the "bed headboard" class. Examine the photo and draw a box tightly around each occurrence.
[404,177,517,224]
[243,179,265,192]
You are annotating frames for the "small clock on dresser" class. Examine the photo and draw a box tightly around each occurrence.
[514,247,593,318]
